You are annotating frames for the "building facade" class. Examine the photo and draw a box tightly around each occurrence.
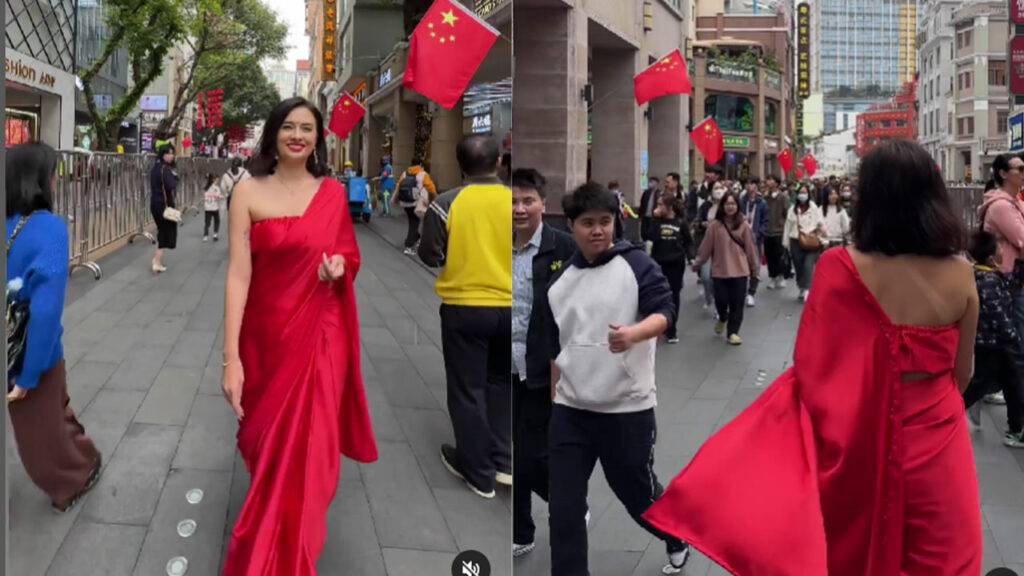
[855,80,918,157]
[265,60,298,100]
[947,0,1008,182]
[691,10,795,181]
[917,0,960,179]
[5,0,78,149]
[75,0,133,150]
[514,0,690,210]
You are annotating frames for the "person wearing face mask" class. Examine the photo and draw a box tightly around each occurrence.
[691,191,760,345]
[740,178,769,307]
[838,183,855,215]
[784,184,826,302]
[762,174,791,289]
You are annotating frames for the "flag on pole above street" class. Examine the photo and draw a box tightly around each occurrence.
[778,148,794,174]
[328,92,366,139]
[689,117,724,166]
[403,0,500,109]
[633,49,693,105]
[801,153,818,177]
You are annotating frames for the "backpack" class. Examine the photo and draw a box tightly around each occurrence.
[397,172,418,203]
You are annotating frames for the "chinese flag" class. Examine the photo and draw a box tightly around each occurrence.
[328,92,366,139]
[795,167,805,180]
[689,117,724,166]
[403,0,499,109]
[634,49,693,105]
[778,148,794,174]
[801,153,818,177]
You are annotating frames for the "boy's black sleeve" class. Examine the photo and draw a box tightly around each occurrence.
[623,250,675,326]
[543,272,565,360]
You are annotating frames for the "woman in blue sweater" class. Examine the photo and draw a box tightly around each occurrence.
[7,143,101,512]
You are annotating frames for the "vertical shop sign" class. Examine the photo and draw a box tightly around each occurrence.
[322,0,337,81]
[797,2,811,99]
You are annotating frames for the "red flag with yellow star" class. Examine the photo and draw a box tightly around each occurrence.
[778,148,794,174]
[328,92,366,139]
[634,49,693,105]
[801,153,818,177]
[403,0,499,109]
[689,117,724,166]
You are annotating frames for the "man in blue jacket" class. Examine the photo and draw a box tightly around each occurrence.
[740,177,769,307]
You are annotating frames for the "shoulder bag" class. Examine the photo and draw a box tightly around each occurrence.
[161,166,183,223]
[7,213,36,390]
[797,210,822,251]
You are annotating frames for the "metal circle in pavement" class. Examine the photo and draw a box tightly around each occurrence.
[186,489,204,505]
[166,556,188,576]
[177,519,197,538]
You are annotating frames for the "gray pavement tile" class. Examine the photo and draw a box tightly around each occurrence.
[142,315,189,347]
[982,529,1005,574]
[134,366,202,426]
[46,522,146,576]
[186,304,224,332]
[393,407,463,490]
[984,505,1024,564]
[587,498,651,553]
[106,345,172,391]
[662,398,729,426]
[367,393,409,444]
[198,361,223,396]
[403,344,448,407]
[381,548,459,576]
[433,487,512,576]
[77,389,147,460]
[7,465,84,576]
[165,331,217,368]
[374,358,442,410]
[383,314,433,347]
[361,326,408,362]
[223,454,249,554]
[67,361,118,414]
[692,377,742,401]
[98,288,148,314]
[362,441,457,552]
[163,289,206,317]
[591,549,643,576]
[82,326,147,364]
[119,292,173,327]
[978,460,1024,508]
[81,423,182,526]
[172,394,239,471]
[131,468,233,576]
[318,483,388,575]
[64,311,125,340]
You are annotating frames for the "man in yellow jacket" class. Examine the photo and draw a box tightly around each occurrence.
[418,135,513,499]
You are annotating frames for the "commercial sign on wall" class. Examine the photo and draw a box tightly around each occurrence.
[1010,111,1024,152]
[322,0,337,81]
[1013,0,1024,25]
[797,2,811,99]
[706,61,756,84]
[5,55,57,90]
[1012,36,1024,95]
[724,136,750,148]
[140,95,168,111]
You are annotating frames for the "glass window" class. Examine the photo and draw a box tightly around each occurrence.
[765,101,778,135]
[990,61,1007,86]
[704,95,756,133]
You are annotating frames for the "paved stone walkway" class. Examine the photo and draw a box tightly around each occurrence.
[514,267,1024,575]
[8,210,510,576]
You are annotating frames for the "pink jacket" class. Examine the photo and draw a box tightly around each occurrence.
[979,190,1024,273]
[694,219,760,279]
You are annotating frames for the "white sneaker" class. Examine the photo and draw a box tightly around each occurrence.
[984,391,1007,405]
[202,236,209,242]
[777,278,787,290]
[799,289,808,302]
[585,509,591,527]
[1003,431,1024,448]
[403,247,417,256]
[966,402,982,429]
[662,547,690,574]
[213,233,219,241]
[495,470,512,487]
[746,294,756,307]
[513,542,535,558]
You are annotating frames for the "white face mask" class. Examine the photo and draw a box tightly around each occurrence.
[797,194,809,203]
[841,192,852,199]
[712,189,725,201]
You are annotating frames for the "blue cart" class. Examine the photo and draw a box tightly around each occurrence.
[347,177,372,222]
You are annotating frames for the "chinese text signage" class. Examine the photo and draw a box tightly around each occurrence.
[723,136,750,149]
[1013,0,1024,25]
[322,0,337,81]
[1011,112,1024,151]
[797,2,810,99]
[1012,36,1024,95]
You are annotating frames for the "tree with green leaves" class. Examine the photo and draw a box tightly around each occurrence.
[154,0,287,140]
[79,0,187,151]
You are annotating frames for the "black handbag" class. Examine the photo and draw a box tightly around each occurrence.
[7,213,34,391]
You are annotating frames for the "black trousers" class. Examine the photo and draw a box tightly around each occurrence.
[513,379,552,545]
[439,305,512,492]
[203,210,220,236]
[549,405,686,575]
[713,277,748,336]
[658,260,684,339]
[748,239,763,296]
[963,346,1024,434]
[764,234,786,279]
[404,206,421,248]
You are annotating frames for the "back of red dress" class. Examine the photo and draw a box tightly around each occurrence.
[643,248,981,576]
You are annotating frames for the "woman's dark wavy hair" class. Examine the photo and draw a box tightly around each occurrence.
[992,153,1018,186]
[852,139,965,256]
[6,143,58,216]
[249,97,330,178]
[714,190,744,230]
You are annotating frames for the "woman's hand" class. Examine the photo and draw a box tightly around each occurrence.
[7,383,28,402]
[222,359,245,420]
[318,253,346,282]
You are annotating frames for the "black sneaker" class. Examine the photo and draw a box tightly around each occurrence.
[440,444,495,499]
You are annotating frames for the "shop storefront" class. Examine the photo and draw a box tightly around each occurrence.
[5,48,76,149]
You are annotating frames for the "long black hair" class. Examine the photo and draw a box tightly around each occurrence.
[6,143,58,216]
[249,97,330,178]
[852,139,965,256]
[714,190,744,230]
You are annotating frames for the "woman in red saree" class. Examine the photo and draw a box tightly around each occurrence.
[644,140,983,575]
[221,97,377,575]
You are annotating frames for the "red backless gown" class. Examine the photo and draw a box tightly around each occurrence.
[644,248,982,576]
[223,179,378,576]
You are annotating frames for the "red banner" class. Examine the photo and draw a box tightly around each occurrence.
[1013,0,1024,24]
[1013,37,1024,95]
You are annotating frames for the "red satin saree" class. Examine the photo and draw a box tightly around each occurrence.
[223,178,377,576]
[644,248,982,576]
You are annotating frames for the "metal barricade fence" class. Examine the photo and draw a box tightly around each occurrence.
[53,151,227,280]
[947,184,986,232]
